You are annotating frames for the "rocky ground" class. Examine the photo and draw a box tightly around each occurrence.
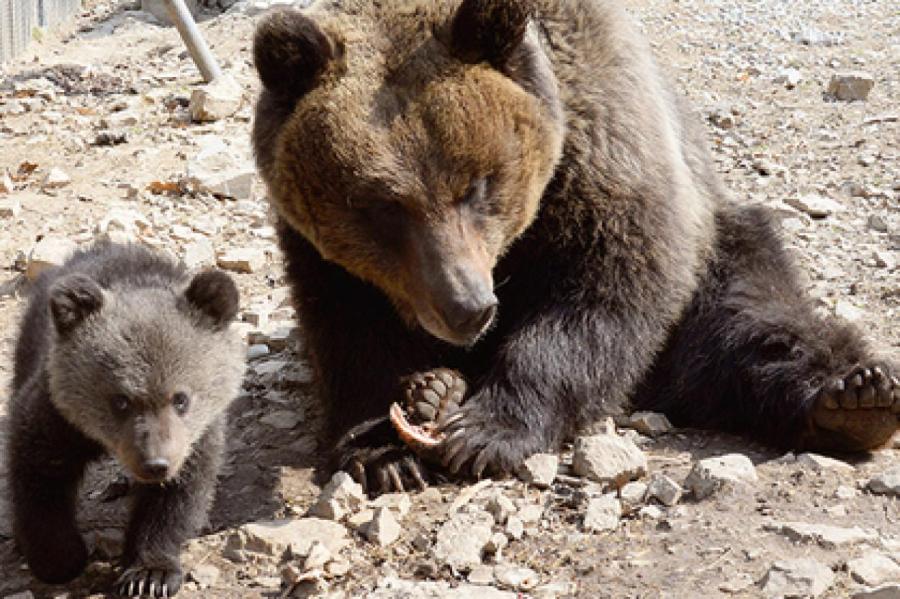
[0,0,897,597]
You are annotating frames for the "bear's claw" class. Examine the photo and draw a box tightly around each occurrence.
[116,564,181,598]
[810,362,900,452]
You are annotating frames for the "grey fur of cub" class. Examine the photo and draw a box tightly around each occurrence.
[7,242,245,597]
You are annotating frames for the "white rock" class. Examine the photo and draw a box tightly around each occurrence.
[646,474,682,507]
[370,577,516,599]
[0,171,13,194]
[495,565,540,591]
[302,540,331,571]
[182,239,217,269]
[486,531,509,556]
[760,559,835,598]
[619,481,648,509]
[230,517,349,559]
[26,236,78,281]
[853,585,900,599]
[868,468,900,497]
[184,137,256,200]
[627,411,673,436]
[847,551,900,586]
[835,299,865,322]
[517,453,559,488]
[188,564,220,589]
[0,197,20,218]
[795,452,855,474]
[684,453,757,500]
[505,515,524,540]
[95,208,150,240]
[42,167,71,189]
[785,194,843,218]
[363,507,402,547]
[572,433,648,487]
[467,565,495,585]
[638,505,664,520]
[873,251,897,270]
[766,521,876,549]
[583,495,621,533]
[190,75,244,123]
[827,72,875,101]
[433,510,494,570]
[218,247,266,274]
[309,471,366,521]
[370,493,412,519]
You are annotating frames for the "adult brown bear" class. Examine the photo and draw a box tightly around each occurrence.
[252,0,899,495]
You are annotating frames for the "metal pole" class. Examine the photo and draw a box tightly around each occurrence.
[162,0,223,83]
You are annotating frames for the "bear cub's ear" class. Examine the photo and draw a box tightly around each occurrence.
[253,8,334,100]
[49,274,105,336]
[182,270,240,331]
[451,0,534,68]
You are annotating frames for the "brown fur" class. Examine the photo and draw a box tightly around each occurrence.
[253,0,897,494]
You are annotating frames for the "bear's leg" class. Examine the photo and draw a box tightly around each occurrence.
[634,205,898,452]
[8,383,101,584]
[116,417,226,598]
[277,221,447,495]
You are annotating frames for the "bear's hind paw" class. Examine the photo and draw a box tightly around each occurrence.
[810,363,900,452]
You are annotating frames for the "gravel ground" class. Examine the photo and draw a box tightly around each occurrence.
[0,0,897,597]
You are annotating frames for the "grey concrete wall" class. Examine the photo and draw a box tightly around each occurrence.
[1,0,82,64]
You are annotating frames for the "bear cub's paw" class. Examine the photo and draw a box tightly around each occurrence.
[116,559,183,598]
[810,363,900,452]
[336,417,437,496]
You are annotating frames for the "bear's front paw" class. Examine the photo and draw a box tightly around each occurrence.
[116,559,183,598]
[809,363,900,452]
[335,416,438,496]
[437,402,542,478]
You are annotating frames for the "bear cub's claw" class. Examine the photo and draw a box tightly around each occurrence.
[810,363,900,452]
[116,561,182,598]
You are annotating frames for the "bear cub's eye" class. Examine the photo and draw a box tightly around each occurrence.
[172,392,190,416]
[110,394,131,416]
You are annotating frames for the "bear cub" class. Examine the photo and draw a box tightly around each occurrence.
[7,242,245,597]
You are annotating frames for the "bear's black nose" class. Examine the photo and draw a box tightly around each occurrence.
[445,297,498,339]
[142,458,170,480]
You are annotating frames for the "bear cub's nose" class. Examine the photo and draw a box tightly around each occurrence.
[141,458,170,480]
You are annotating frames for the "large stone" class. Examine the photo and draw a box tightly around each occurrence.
[627,411,673,437]
[795,452,855,474]
[217,247,267,274]
[847,552,900,586]
[572,433,647,487]
[141,0,199,25]
[362,507,402,547]
[494,566,540,591]
[309,471,366,521]
[370,577,516,599]
[516,453,559,488]
[646,474,682,507]
[759,559,835,598]
[190,75,243,123]
[433,510,494,570]
[583,495,621,533]
[184,137,256,200]
[868,467,900,497]
[228,517,348,559]
[853,586,900,599]
[42,167,71,189]
[684,453,757,499]
[826,72,875,101]
[26,236,78,281]
[766,521,876,549]
[785,194,843,218]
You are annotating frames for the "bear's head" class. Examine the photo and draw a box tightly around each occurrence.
[46,270,245,484]
[253,0,564,345]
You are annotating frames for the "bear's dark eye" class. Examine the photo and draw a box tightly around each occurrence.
[172,392,190,416]
[110,394,131,416]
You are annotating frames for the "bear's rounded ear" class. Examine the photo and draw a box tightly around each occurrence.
[49,274,104,336]
[451,0,534,68]
[183,270,240,331]
[253,8,334,99]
